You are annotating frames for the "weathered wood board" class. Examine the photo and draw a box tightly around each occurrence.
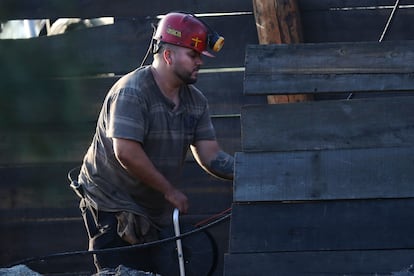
[229,200,414,253]
[241,96,414,152]
[0,214,91,272]
[0,163,232,273]
[0,161,232,213]
[0,116,241,164]
[300,0,414,42]
[234,146,414,202]
[224,250,414,276]
[2,0,414,46]
[0,211,230,275]
[244,41,414,95]
[0,71,263,126]
[0,15,258,78]
[0,0,253,20]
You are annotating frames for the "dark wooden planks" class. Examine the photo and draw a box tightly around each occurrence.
[0,116,240,165]
[0,161,232,271]
[2,1,414,49]
[0,215,94,273]
[1,0,412,20]
[0,0,253,20]
[198,70,266,116]
[227,2,414,275]
[224,250,414,276]
[0,162,85,209]
[244,41,414,95]
[0,161,232,214]
[0,124,95,164]
[179,161,233,215]
[298,0,414,10]
[234,146,414,202]
[286,0,414,44]
[0,20,147,77]
[0,71,264,127]
[0,162,230,274]
[0,15,257,78]
[0,70,251,165]
[241,96,414,152]
[0,76,112,126]
[229,200,414,253]
[0,210,230,275]
[301,6,414,43]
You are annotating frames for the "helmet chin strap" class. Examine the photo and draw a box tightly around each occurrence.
[140,23,158,67]
[152,40,162,55]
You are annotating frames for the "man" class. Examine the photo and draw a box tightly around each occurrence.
[76,12,233,273]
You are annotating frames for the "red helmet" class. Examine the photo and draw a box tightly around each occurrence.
[153,12,224,57]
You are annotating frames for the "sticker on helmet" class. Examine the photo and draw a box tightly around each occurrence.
[191,37,202,48]
[167,28,181,37]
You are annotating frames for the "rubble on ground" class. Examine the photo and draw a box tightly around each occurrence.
[0,265,42,276]
[0,265,160,276]
[93,265,160,276]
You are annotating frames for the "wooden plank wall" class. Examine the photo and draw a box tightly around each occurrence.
[1,0,414,275]
[224,5,414,275]
[226,98,414,273]
[244,41,414,95]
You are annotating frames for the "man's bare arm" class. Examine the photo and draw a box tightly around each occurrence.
[191,140,234,180]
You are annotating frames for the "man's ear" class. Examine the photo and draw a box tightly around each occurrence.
[163,48,173,65]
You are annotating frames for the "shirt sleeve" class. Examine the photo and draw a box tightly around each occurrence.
[193,103,216,143]
[106,88,147,143]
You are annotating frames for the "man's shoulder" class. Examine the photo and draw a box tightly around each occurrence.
[110,66,154,96]
[119,66,152,86]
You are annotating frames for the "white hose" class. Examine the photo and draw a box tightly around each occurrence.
[173,208,185,276]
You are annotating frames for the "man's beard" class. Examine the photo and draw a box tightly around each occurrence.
[174,67,199,84]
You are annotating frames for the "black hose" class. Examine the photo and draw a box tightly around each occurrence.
[7,211,231,267]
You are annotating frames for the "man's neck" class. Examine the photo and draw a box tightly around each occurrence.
[150,65,181,106]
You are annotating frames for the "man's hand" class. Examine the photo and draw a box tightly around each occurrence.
[165,188,189,213]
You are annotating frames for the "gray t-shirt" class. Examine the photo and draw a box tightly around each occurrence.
[78,66,216,226]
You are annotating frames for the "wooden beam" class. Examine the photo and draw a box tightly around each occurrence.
[252,0,313,103]
[0,117,241,165]
[241,96,414,152]
[0,15,257,78]
[0,162,231,212]
[244,41,414,95]
[0,0,253,20]
[0,71,264,127]
[228,199,414,253]
[298,0,411,11]
[224,249,414,275]
[234,146,414,202]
